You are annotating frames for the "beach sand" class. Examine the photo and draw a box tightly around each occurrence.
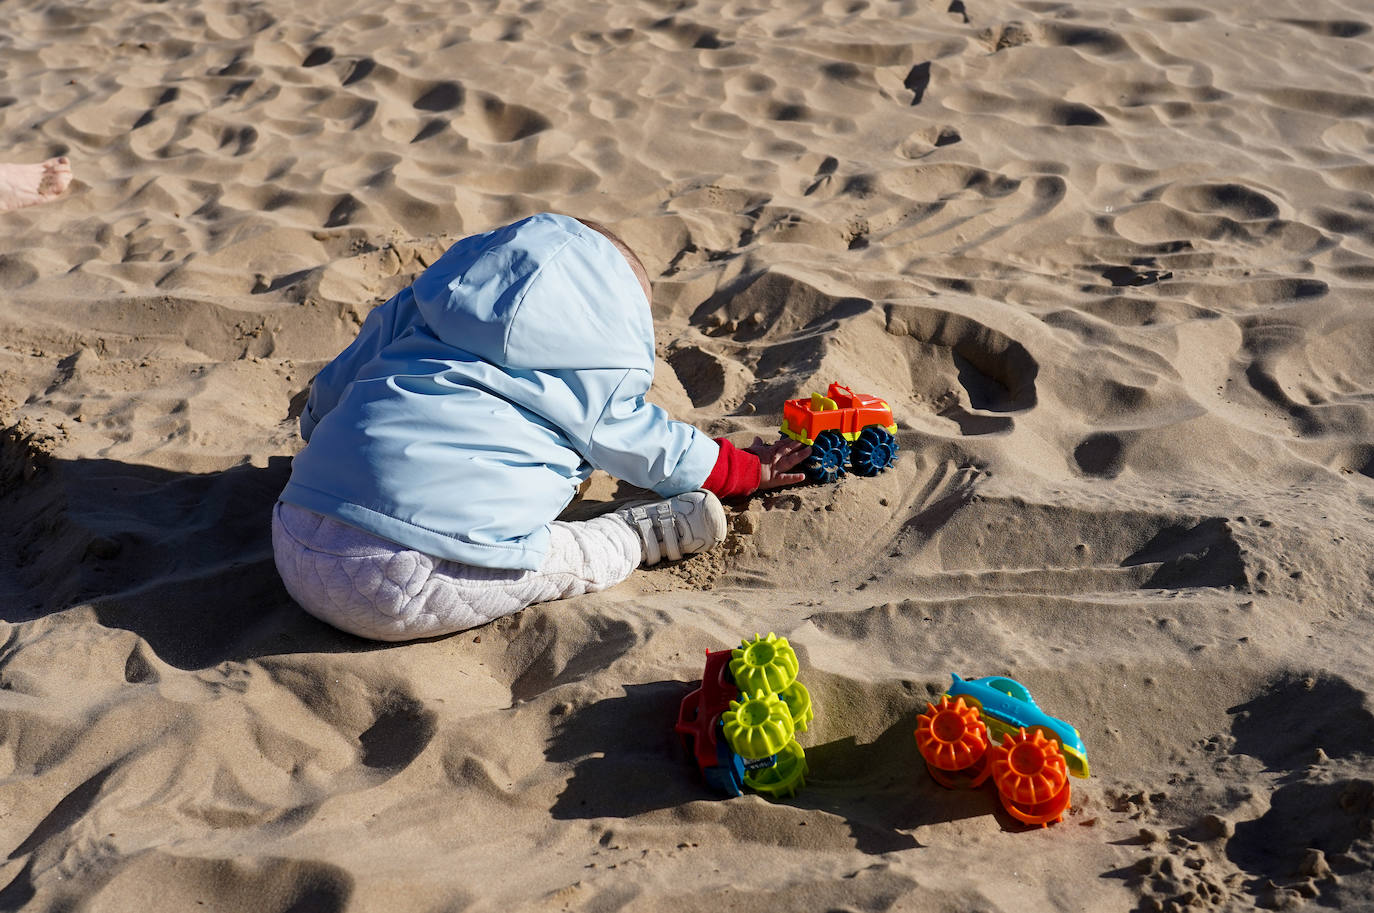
[2,0,1374,909]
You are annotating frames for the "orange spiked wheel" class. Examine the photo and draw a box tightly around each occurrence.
[915,696,991,788]
[989,728,1071,826]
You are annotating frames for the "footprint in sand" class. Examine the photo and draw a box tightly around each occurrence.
[0,156,73,212]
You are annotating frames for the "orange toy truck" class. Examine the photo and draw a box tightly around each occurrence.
[780,383,898,483]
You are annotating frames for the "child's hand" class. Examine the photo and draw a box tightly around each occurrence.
[745,436,812,490]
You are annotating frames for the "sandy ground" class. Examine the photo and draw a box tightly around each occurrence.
[3,0,1374,910]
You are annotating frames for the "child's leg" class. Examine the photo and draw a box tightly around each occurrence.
[539,515,643,596]
[271,502,642,642]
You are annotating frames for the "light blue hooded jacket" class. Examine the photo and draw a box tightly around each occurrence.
[280,213,720,570]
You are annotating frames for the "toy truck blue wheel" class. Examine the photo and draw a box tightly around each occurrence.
[803,430,849,484]
[850,426,898,476]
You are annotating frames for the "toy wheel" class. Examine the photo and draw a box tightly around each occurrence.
[730,632,799,695]
[802,430,849,484]
[915,695,991,788]
[851,426,898,476]
[779,681,813,733]
[744,739,809,799]
[989,728,1071,827]
[721,691,796,760]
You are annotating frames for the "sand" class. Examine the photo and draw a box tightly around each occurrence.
[2,0,1374,909]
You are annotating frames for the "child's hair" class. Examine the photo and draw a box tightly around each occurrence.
[575,217,651,294]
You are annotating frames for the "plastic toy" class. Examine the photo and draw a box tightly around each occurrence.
[914,674,1090,827]
[779,382,899,483]
[675,633,813,799]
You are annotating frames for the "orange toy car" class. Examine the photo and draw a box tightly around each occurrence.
[779,383,898,483]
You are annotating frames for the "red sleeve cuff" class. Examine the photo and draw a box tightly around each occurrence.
[702,438,762,499]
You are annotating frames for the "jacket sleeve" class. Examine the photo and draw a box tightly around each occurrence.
[300,289,416,441]
[584,369,720,496]
[701,438,762,498]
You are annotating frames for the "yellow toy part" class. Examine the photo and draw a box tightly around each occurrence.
[743,739,809,799]
[721,690,795,760]
[811,392,838,411]
[730,632,799,696]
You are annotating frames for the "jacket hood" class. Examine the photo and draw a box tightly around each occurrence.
[409,213,655,372]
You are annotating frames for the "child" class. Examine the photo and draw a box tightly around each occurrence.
[273,212,811,641]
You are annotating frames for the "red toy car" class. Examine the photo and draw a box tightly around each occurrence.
[780,383,899,482]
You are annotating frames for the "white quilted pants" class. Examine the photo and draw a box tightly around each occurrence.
[271,501,642,641]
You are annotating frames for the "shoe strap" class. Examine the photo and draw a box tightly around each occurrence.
[654,504,683,562]
[632,514,661,565]
[627,502,683,565]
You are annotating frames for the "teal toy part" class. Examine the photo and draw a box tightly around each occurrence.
[944,674,1090,779]
[979,676,1033,705]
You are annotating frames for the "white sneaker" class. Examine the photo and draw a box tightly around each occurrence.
[613,490,728,566]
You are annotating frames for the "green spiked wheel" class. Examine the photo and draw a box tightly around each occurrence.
[721,690,796,760]
[779,681,813,733]
[744,739,809,799]
[730,632,799,696]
